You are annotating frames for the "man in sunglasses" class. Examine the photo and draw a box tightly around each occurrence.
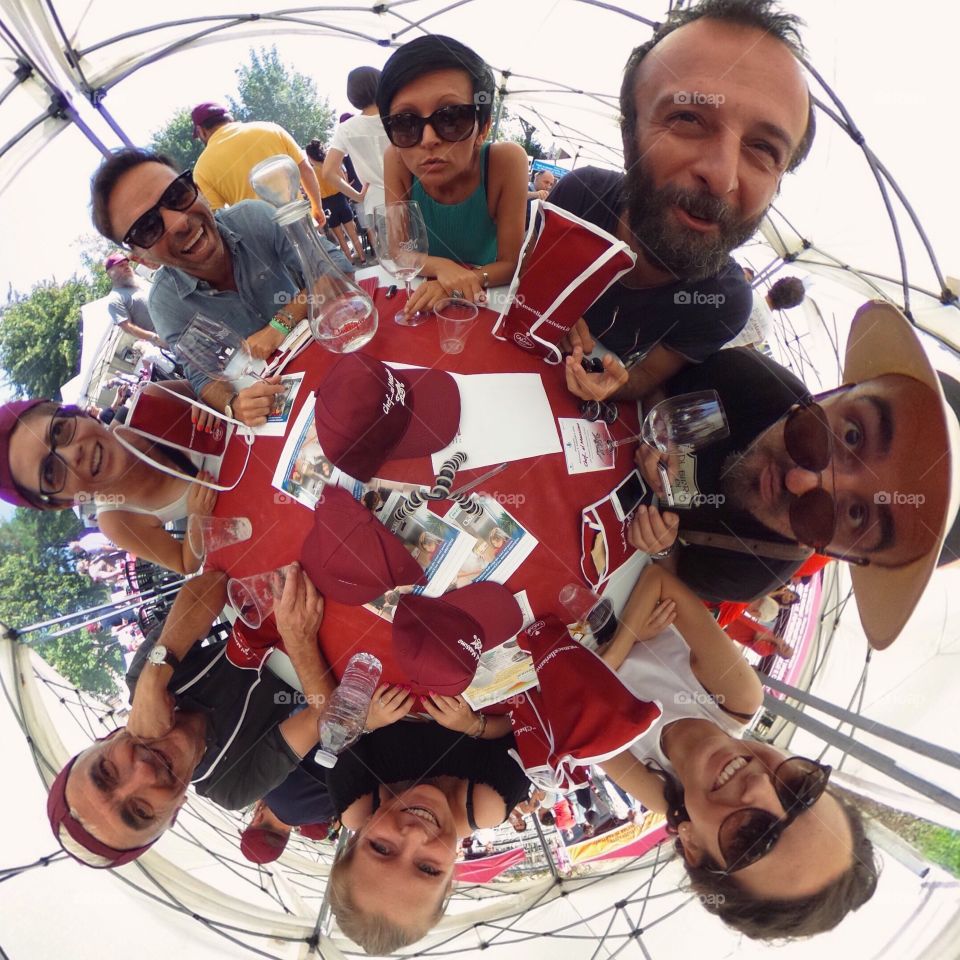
[46,566,337,869]
[630,301,960,650]
[553,0,813,401]
[90,147,352,426]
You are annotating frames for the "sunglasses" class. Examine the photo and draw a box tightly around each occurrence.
[708,756,832,876]
[122,170,198,249]
[39,406,78,498]
[382,104,480,149]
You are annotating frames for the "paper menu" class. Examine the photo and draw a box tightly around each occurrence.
[430,372,562,472]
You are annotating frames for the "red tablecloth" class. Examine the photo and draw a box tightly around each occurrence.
[210,287,639,686]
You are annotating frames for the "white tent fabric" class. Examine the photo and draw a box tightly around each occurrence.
[1,2,959,958]
[60,295,117,405]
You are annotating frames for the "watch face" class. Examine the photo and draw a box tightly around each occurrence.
[148,644,167,664]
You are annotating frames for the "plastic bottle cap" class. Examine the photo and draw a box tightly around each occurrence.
[313,748,338,769]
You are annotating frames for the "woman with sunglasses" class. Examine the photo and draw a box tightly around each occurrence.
[1,398,216,575]
[378,36,529,317]
[598,563,877,939]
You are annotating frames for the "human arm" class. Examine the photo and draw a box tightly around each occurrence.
[599,750,668,813]
[199,376,285,427]
[564,343,688,403]
[297,157,327,227]
[126,570,227,738]
[119,319,163,344]
[274,564,336,757]
[321,148,366,203]
[422,694,512,740]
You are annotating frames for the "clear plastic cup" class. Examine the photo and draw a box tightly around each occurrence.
[435,298,480,354]
[187,515,252,558]
[558,582,615,641]
[227,566,290,629]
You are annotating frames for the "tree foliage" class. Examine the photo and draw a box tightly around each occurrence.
[0,509,122,698]
[229,46,334,147]
[149,107,204,173]
[0,274,105,398]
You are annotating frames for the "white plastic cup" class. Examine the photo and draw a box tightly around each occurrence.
[435,298,480,354]
[187,515,252,558]
[227,566,290,629]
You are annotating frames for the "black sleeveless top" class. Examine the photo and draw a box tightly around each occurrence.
[327,723,530,827]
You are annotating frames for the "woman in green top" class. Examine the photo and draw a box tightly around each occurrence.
[379,35,529,319]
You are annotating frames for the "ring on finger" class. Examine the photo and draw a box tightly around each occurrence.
[451,288,465,299]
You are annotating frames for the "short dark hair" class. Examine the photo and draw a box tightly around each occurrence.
[619,0,815,173]
[305,139,326,164]
[91,147,179,243]
[768,276,806,309]
[346,66,381,110]
[377,36,495,126]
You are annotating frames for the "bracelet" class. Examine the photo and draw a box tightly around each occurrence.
[269,318,290,335]
[275,308,296,331]
[471,713,487,739]
[649,541,676,561]
[474,268,490,289]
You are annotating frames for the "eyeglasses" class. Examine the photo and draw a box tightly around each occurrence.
[39,407,78,498]
[382,104,480,149]
[708,756,832,876]
[122,170,198,249]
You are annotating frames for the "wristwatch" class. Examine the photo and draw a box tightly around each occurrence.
[147,644,181,671]
[224,392,238,419]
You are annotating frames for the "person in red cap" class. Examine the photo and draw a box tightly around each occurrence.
[240,799,333,865]
[46,567,337,869]
[189,101,326,222]
[104,252,162,346]
[597,563,877,940]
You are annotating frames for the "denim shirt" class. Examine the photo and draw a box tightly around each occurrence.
[147,200,351,395]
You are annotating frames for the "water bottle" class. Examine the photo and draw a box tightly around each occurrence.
[313,652,382,768]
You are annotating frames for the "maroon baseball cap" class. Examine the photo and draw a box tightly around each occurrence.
[313,355,460,482]
[191,101,230,137]
[300,485,426,604]
[0,398,46,508]
[299,821,331,841]
[47,733,157,869]
[240,825,290,864]
[104,252,129,270]
[392,583,524,695]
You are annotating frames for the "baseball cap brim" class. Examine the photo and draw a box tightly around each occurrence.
[240,826,289,864]
[388,366,461,462]
[842,300,960,649]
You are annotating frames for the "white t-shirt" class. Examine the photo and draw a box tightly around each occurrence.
[330,114,390,219]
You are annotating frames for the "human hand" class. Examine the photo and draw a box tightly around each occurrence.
[627,504,679,555]
[186,469,218,521]
[358,183,369,202]
[422,693,482,735]
[275,563,325,654]
[559,317,595,354]
[192,403,219,433]
[432,260,486,303]
[564,345,628,401]
[634,442,679,497]
[401,279,473,319]
[312,204,327,228]
[631,598,677,643]
[127,667,176,740]
[246,325,286,361]
[364,684,414,731]
[233,376,285,427]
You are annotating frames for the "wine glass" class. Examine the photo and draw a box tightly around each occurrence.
[174,313,264,388]
[639,391,729,505]
[372,202,431,327]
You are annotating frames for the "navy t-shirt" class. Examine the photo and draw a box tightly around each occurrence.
[548,167,752,363]
[663,348,812,602]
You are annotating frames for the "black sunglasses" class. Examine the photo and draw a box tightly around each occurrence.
[707,756,832,876]
[39,407,78,498]
[122,170,198,249]
[382,104,480,149]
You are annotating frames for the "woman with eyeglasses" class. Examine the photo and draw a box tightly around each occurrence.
[598,563,878,939]
[378,35,529,318]
[0,398,216,575]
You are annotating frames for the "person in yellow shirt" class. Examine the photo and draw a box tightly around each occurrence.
[306,139,367,265]
[190,102,325,224]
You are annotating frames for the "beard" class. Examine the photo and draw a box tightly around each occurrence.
[622,150,767,282]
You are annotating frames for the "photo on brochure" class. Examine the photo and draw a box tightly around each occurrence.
[271,394,340,508]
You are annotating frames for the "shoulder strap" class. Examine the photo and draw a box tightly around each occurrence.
[481,142,490,187]
[679,528,813,562]
[466,780,480,831]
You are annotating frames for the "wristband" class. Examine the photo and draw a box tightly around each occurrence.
[275,308,296,331]
[269,318,290,335]
[649,541,676,561]
[471,713,487,738]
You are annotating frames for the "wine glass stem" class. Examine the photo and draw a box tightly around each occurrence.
[404,278,414,304]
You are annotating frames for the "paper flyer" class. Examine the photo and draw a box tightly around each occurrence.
[271,393,337,509]
[558,417,615,474]
[445,496,539,588]
[463,591,538,710]
[252,371,306,437]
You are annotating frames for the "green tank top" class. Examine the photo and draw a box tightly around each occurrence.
[411,142,499,266]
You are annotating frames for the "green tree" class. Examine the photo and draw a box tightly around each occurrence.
[149,107,204,172]
[0,274,104,398]
[229,46,334,146]
[0,509,121,698]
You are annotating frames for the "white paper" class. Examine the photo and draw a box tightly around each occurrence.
[558,418,616,474]
[252,371,306,437]
[430,372,561,472]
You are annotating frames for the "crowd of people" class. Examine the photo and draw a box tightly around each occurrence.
[4,0,958,954]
